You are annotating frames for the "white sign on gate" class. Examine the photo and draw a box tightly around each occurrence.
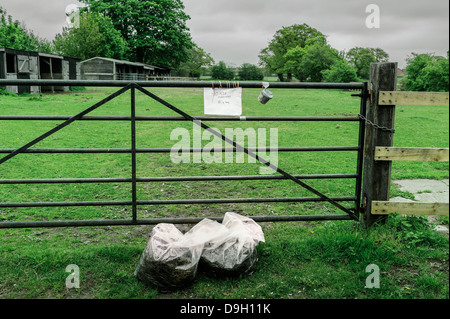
[204,88,242,116]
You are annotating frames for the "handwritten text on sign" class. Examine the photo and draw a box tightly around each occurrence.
[204,88,242,116]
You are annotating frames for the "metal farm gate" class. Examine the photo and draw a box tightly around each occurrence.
[0,79,369,229]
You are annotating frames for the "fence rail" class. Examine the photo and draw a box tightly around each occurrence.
[372,201,449,216]
[375,147,449,162]
[379,91,449,106]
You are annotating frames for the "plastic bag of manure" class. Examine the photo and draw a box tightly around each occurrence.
[134,220,229,292]
[200,212,265,277]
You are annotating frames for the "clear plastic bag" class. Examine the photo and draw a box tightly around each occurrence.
[200,212,265,277]
[134,220,229,291]
[134,224,192,292]
[135,213,265,290]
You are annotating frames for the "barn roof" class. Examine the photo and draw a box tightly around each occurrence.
[80,57,169,71]
[0,47,81,61]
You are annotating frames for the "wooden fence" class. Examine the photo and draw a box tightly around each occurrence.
[362,63,449,226]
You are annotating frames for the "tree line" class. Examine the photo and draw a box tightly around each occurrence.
[1,3,448,91]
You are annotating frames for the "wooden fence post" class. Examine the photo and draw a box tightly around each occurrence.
[362,62,398,227]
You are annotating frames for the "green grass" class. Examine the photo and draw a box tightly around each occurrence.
[0,87,448,299]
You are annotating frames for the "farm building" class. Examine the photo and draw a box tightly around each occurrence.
[80,57,171,81]
[0,47,81,94]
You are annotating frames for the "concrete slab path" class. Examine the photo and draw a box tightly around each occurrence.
[391,179,449,235]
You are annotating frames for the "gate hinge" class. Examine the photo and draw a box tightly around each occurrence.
[362,196,368,218]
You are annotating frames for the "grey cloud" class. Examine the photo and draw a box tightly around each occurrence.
[1,0,448,68]
[185,0,448,67]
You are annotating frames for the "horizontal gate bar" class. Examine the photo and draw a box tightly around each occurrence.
[0,146,359,154]
[0,79,365,90]
[0,115,361,122]
[0,174,358,184]
[0,196,356,207]
[0,214,354,229]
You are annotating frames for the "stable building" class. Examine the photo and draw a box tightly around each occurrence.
[80,57,171,81]
[0,47,81,94]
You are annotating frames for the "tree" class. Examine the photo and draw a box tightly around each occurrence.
[53,12,127,60]
[95,14,128,59]
[80,0,193,68]
[285,41,339,82]
[28,32,53,54]
[372,48,390,63]
[0,6,51,52]
[238,63,264,81]
[174,44,214,78]
[211,61,235,81]
[404,52,449,92]
[346,47,389,79]
[322,60,359,83]
[259,24,326,82]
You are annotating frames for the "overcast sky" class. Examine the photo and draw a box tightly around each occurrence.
[1,0,448,68]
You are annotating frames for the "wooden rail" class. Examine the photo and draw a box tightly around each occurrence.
[372,201,449,216]
[375,147,449,162]
[379,91,449,106]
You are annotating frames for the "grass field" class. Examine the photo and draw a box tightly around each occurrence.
[0,86,448,299]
